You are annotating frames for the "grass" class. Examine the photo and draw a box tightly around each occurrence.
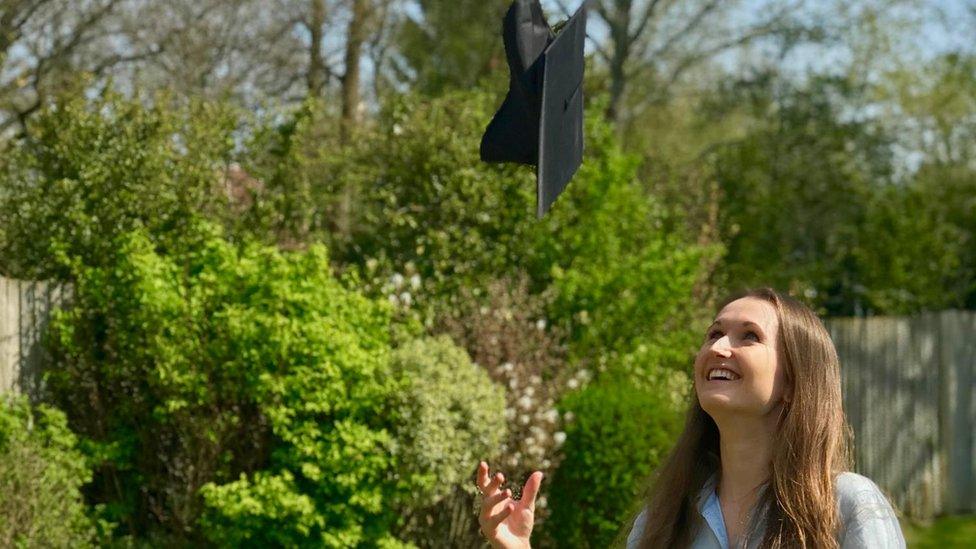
[902,515,976,548]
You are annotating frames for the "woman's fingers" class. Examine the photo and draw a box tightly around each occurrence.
[478,462,505,498]
[483,500,516,531]
[517,471,544,513]
[480,488,511,519]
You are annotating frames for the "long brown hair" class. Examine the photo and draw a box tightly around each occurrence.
[634,288,854,548]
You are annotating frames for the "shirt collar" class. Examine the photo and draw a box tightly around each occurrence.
[698,473,730,549]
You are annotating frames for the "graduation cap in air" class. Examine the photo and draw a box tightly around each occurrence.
[480,0,587,218]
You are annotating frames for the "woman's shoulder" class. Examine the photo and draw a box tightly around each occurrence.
[833,471,906,548]
[625,508,649,548]
[834,471,892,512]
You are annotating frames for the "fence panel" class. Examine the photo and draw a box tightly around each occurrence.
[827,311,976,519]
[0,278,68,395]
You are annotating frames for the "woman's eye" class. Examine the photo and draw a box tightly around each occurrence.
[707,330,722,340]
[744,331,760,341]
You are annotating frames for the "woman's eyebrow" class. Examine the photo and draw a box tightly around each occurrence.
[708,319,765,333]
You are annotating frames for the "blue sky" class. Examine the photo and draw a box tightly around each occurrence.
[541,0,973,71]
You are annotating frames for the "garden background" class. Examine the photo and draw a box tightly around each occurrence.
[0,0,974,547]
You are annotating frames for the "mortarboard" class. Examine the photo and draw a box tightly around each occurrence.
[480,0,587,218]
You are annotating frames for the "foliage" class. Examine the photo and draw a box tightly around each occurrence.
[46,222,406,545]
[0,83,239,280]
[312,91,716,364]
[389,336,508,545]
[392,0,510,96]
[704,74,876,311]
[427,275,568,545]
[910,162,976,308]
[538,367,690,549]
[0,395,96,548]
[389,335,507,509]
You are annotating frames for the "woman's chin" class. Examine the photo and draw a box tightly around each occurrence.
[697,389,745,413]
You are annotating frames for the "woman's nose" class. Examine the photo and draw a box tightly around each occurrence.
[709,335,733,357]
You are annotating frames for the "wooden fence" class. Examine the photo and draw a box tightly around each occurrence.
[826,312,976,518]
[0,275,972,519]
[0,278,69,396]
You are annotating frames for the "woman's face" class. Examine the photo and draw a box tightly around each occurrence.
[694,297,791,418]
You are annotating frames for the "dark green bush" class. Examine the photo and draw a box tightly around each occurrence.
[540,366,689,549]
[0,395,96,547]
[0,83,239,280]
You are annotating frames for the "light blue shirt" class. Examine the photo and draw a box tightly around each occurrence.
[626,472,906,548]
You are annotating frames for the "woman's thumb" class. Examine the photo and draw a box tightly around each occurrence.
[519,471,544,512]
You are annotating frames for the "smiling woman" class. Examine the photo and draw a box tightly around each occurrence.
[474,287,906,549]
[625,288,905,548]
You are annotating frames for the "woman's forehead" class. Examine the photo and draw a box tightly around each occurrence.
[713,297,778,332]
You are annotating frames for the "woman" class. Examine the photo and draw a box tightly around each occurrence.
[476,288,905,548]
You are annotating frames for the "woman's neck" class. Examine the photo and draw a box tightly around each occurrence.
[714,410,780,502]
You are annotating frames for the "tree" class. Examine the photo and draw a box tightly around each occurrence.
[392,0,510,95]
[555,0,816,125]
[0,0,157,135]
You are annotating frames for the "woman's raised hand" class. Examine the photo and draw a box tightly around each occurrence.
[476,461,543,549]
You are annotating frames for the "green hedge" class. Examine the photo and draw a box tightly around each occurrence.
[540,368,688,549]
[0,395,96,547]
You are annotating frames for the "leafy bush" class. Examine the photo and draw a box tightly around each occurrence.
[0,395,96,547]
[264,91,716,364]
[389,335,508,545]
[47,222,404,545]
[0,82,239,280]
[539,366,689,549]
[390,335,507,509]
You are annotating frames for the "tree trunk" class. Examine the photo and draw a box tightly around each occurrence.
[341,0,368,126]
[336,0,369,239]
[307,0,328,97]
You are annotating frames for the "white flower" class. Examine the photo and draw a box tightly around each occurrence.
[390,273,405,288]
[524,386,535,397]
[479,306,490,315]
[567,378,579,390]
[393,123,404,136]
[501,362,514,372]
[409,274,421,290]
[388,294,400,306]
[578,369,592,382]
[504,407,516,420]
[509,378,519,390]
[544,409,559,423]
[541,460,551,470]
[517,395,534,410]
[537,495,548,508]
[536,318,547,330]
[519,415,531,425]
[529,374,542,386]
[563,412,575,423]
[553,432,566,446]
[365,258,378,271]
[399,291,412,307]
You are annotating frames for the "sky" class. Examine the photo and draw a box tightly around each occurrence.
[540,0,974,73]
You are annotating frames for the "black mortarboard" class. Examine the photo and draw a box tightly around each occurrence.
[480,1,587,218]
